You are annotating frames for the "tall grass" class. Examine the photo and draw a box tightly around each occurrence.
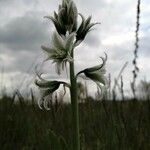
[0,93,150,150]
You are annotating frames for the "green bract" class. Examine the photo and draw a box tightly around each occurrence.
[76,14,100,44]
[41,31,75,74]
[45,0,78,35]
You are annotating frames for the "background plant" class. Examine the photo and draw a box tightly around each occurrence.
[131,0,141,99]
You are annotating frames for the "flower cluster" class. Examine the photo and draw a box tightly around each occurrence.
[45,0,98,44]
[35,0,108,110]
[45,0,78,35]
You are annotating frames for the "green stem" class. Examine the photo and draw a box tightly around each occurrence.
[70,50,80,150]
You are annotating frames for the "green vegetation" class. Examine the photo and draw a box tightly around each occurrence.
[0,95,150,150]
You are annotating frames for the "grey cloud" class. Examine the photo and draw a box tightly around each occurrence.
[139,35,150,57]
[0,0,149,92]
[0,0,37,6]
[0,0,13,4]
[75,0,108,14]
[0,0,37,15]
[84,31,101,47]
[0,49,41,74]
[0,11,50,51]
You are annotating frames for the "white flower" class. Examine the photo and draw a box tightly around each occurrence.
[77,53,108,96]
[41,31,76,74]
[35,72,70,110]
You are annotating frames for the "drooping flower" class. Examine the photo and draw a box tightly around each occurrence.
[35,72,70,110]
[41,31,76,74]
[76,53,107,96]
[44,0,78,35]
[35,79,62,98]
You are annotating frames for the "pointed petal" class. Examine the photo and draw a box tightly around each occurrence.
[52,32,65,50]
[41,45,53,53]
[65,32,76,51]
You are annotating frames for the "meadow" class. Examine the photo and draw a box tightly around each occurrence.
[0,91,150,150]
[1,0,150,149]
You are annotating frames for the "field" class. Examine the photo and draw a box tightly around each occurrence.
[0,94,150,150]
[1,0,149,149]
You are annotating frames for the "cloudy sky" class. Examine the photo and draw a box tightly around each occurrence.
[0,0,150,96]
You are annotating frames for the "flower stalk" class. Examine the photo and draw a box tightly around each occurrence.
[35,0,107,149]
[69,50,80,150]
